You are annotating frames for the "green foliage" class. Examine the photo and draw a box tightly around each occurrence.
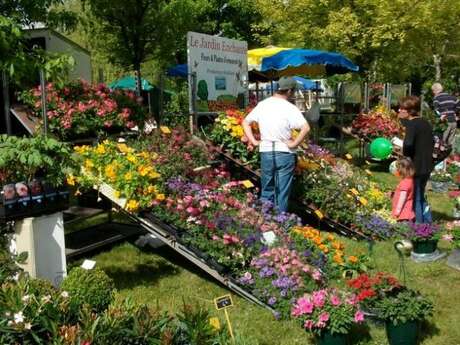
[0,135,74,186]
[61,267,115,314]
[0,224,27,284]
[374,289,433,325]
[163,81,190,128]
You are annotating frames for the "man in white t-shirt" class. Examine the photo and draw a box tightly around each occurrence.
[242,76,310,212]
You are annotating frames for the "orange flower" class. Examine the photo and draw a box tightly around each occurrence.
[318,244,329,253]
[348,256,358,264]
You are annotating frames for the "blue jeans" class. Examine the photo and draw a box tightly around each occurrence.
[260,152,296,212]
[414,174,432,223]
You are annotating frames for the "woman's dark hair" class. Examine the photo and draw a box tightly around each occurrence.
[399,96,420,116]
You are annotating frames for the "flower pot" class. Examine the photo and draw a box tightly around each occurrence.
[412,240,438,254]
[431,181,449,193]
[385,320,419,345]
[316,330,347,345]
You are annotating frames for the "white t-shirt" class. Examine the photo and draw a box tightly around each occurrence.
[245,96,307,153]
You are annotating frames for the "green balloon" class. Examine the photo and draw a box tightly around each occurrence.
[370,138,393,160]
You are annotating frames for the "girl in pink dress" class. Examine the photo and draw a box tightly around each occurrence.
[392,158,416,221]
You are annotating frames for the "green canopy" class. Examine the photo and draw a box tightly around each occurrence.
[109,76,154,91]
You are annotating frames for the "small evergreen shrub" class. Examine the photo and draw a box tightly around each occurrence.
[61,267,115,313]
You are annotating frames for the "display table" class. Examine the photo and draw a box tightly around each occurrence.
[14,212,67,286]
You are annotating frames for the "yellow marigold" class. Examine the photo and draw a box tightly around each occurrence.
[126,199,139,212]
[332,241,343,250]
[138,165,152,176]
[333,254,344,264]
[147,185,158,194]
[348,256,358,264]
[124,172,133,181]
[105,165,117,182]
[156,193,165,201]
[66,175,76,186]
[313,237,322,245]
[318,244,329,253]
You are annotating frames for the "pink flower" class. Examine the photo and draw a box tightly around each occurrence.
[316,321,326,328]
[319,312,330,323]
[312,290,326,307]
[199,200,209,208]
[212,235,220,241]
[312,270,322,281]
[304,319,314,330]
[243,272,252,280]
[354,310,364,323]
[330,295,341,306]
[346,295,358,306]
[186,207,200,216]
[176,204,184,211]
[104,121,112,128]
[292,296,314,316]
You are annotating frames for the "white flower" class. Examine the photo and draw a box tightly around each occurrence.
[7,321,13,326]
[13,273,19,281]
[22,295,30,303]
[24,323,32,330]
[14,312,24,324]
[61,291,69,298]
[5,312,11,317]
[41,295,51,303]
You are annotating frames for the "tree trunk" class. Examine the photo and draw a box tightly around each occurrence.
[433,54,442,82]
[134,67,142,97]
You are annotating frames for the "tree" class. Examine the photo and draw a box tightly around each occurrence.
[81,0,201,95]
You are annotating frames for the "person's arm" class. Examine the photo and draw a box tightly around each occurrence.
[242,119,260,147]
[402,122,415,157]
[284,123,310,149]
[393,191,407,216]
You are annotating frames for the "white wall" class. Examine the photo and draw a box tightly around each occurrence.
[26,29,92,83]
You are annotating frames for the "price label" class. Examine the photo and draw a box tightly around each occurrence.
[214,295,233,310]
[345,153,353,160]
[160,126,171,134]
[314,210,324,219]
[241,180,254,188]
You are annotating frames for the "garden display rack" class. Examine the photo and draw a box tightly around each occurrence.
[95,183,276,312]
[204,139,371,241]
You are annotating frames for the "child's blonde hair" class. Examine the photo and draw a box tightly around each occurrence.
[397,157,415,178]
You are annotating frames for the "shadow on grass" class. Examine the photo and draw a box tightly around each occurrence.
[349,323,372,345]
[419,320,441,343]
[431,210,454,222]
[103,259,179,290]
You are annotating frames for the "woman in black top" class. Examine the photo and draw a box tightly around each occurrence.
[398,96,434,223]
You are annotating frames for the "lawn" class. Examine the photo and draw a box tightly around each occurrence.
[75,145,459,345]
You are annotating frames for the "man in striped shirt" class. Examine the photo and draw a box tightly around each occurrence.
[432,82,459,145]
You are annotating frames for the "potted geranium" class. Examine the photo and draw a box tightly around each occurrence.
[291,288,365,345]
[374,288,433,345]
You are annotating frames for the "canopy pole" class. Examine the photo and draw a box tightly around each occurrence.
[2,70,12,135]
[39,69,48,137]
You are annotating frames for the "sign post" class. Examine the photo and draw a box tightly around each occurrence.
[214,294,235,341]
[187,32,248,133]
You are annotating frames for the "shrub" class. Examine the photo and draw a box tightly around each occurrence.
[61,267,115,314]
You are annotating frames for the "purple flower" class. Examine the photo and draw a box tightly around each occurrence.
[268,297,277,305]
[259,266,275,278]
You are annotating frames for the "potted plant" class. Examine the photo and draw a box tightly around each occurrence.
[291,288,365,345]
[374,288,433,345]
[430,171,451,193]
[403,222,442,254]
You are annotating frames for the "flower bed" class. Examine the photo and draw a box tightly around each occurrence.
[20,80,147,140]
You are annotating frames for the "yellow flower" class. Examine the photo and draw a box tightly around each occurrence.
[95,144,106,155]
[105,165,117,182]
[147,185,158,194]
[138,165,153,176]
[66,175,76,186]
[124,172,133,181]
[149,171,161,179]
[114,191,121,198]
[156,193,165,201]
[125,199,139,212]
[127,154,137,164]
[74,145,89,154]
[348,256,358,264]
[84,159,94,169]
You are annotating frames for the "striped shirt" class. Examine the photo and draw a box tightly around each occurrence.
[433,92,459,122]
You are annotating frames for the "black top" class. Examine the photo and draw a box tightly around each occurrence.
[403,117,434,176]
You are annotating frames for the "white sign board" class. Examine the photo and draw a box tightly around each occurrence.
[187,32,248,113]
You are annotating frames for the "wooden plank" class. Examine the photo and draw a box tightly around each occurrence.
[10,105,40,135]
